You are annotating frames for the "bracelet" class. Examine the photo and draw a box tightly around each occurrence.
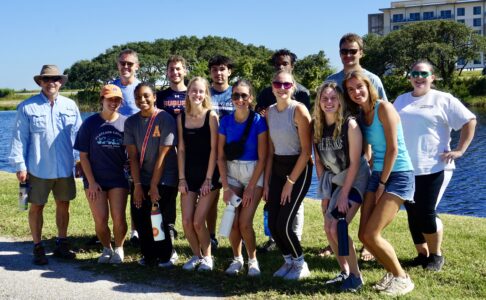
[134,182,142,185]
[179,178,186,181]
[286,175,295,185]
[223,186,230,192]
[379,179,386,185]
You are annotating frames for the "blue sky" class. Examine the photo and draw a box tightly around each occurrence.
[1,0,391,90]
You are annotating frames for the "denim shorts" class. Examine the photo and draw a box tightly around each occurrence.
[227,160,264,188]
[367,170,415,202]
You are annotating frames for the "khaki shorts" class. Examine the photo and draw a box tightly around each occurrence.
[28,174,76,205]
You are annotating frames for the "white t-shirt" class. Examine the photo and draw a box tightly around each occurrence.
[394,89,475,175]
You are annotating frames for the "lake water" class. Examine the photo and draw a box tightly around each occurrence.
[1,109,485,217]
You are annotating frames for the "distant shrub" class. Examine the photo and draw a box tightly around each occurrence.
[74,90,100,112]
[382,75,411,102]
[0,88,15,98]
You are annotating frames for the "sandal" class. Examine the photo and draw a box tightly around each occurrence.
[360,246,376,261]
[318,245,334,257]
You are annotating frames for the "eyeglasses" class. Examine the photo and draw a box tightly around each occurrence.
[339,48,359,56]
[272,81,293,90]
[410,70,432,78]
[119,61,135,67]
[231,93,250,101]
[41,76,62,83]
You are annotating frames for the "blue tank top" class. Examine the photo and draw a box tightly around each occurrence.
[362,101,413,172]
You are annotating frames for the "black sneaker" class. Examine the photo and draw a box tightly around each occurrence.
[53,240,76,259]
[425,254,444,271]
[33,244,48,265]
[410,253,428,268]
[210,236,219,251]
[257,238,276,254]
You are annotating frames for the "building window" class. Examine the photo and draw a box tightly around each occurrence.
[475,29,482,35]
[474,6,481,15]
[409,12,420,21]
[393,14,404,22]
[457,7,465,16]
[458,58,466,66]
[423,11,434,20]
[474,18,482,27]
[457,19,465,24]
[392,25,400,31]
[440,10,452,19]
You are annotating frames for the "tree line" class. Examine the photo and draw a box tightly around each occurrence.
[65,21,486,107]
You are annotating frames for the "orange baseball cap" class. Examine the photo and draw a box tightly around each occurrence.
[100,84,123,99]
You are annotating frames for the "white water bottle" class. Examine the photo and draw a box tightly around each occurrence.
[151,204,165,241]
[18,182,29,211]
[219,193,242,237]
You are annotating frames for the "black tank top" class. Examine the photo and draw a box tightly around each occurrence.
[182,110,211,167]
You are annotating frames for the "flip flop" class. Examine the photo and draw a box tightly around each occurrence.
[318,245,334,257]
[360,246,376,261]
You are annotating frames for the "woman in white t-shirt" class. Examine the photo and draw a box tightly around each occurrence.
[394,60,476,272]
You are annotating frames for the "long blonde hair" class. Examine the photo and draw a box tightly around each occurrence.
[185,76,212,114]
[313,81,346,143]
[342,70,379,115]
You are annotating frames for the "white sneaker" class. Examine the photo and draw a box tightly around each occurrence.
[109,247,124,264]
[273,261,293,277]
[284,261,310,280]
[381,274,414,296]
[247,260,261,277]
[97,247,113,264]
[170,250,179,265]
[372,272,394,291]
[182,256,201,271]
[198,256,213,271]
[225,258,244,275]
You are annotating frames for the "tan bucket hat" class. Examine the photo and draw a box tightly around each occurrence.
[33,65,68,86]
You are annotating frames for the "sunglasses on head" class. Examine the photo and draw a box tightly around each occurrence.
[231,92,250,101]
[41,76,62,83]
[410,70,432,78]
[339,48,359,55]
[119,61,135,67]
[272,81,293,90]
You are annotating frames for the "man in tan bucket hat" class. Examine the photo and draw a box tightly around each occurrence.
[9,64,82,265]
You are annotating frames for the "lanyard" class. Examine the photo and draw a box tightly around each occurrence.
[139,109,160,166]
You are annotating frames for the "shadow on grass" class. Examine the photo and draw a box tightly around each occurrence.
[1,235,390,298]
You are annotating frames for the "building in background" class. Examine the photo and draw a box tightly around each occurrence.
[369,0,486,68]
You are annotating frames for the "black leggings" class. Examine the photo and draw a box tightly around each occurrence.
[131,184,177,263]
[404,171,446,244]
[267,155,312,258]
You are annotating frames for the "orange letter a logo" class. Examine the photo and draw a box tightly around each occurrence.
[153,125,161,137]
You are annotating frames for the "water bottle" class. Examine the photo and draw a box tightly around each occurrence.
[263,205,271,237]
[18,181,29,211]
[337,214,349,256]
[151,204,165,241]
[219,194,242,237]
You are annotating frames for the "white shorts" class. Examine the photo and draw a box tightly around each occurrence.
[226,160,263,188]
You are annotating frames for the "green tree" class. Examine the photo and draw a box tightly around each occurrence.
[294,51,333,95]
[382,20,486,86]
[361,33,387,77]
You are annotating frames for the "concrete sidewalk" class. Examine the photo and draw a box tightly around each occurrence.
[0,236,222,300]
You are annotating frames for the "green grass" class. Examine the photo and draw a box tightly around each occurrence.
[0,171,485,298]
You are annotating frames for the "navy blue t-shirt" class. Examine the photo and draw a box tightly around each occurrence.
[156,87,186,119]
[74,113,128,189]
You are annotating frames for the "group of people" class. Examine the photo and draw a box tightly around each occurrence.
[9,33,476,297]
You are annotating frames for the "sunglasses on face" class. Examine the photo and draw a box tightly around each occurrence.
[231,93,250,101]
[410,70,432,78]
[339,48,359,56]
[119,61,135,67]
[272,81,293,90]
[41,76,62,83]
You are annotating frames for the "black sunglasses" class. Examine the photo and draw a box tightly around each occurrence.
[119,61,135,67]
[41,76,62,83]
[231,93,250,101]
[339,48,359,55]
